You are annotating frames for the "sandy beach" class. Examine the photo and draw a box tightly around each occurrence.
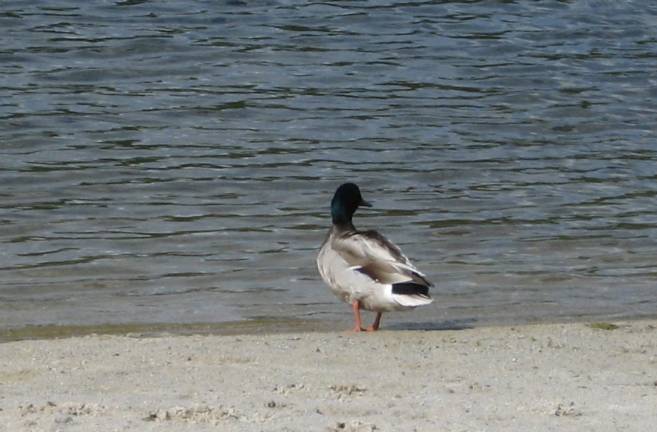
[1,320,656,432]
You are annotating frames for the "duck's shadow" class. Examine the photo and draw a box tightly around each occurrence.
[386,318,476,331]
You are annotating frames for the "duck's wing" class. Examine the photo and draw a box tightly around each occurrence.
[331,229,433,289]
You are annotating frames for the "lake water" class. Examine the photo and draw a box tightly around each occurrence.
[2,0,657,332]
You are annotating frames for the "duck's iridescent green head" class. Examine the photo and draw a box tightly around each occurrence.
[330,182,371,225]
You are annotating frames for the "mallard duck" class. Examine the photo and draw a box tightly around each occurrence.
[317,183,433,332]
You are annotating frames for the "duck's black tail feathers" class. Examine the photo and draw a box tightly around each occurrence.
[392,282,430,297]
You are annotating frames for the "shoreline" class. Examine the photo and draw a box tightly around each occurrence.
[1,319,656,431]
[3,313,657,343]
[0,318,341,344]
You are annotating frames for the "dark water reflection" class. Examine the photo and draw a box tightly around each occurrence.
[1,0,657,330]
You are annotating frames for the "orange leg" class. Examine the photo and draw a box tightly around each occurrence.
[366,312,382,332]
[350,301,382,332]
[350,300,365,332]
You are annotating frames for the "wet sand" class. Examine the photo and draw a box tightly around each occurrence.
[1,320,656,431]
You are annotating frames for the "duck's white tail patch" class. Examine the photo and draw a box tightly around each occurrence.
[392,293,434,308]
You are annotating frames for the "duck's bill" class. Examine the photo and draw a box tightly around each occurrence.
[360,199,372,207]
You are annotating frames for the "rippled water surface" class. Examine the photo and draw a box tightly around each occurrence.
[2,0,657,331]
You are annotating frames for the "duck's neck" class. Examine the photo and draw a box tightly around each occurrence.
[332,221,356,234]
[331,199,355,225]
